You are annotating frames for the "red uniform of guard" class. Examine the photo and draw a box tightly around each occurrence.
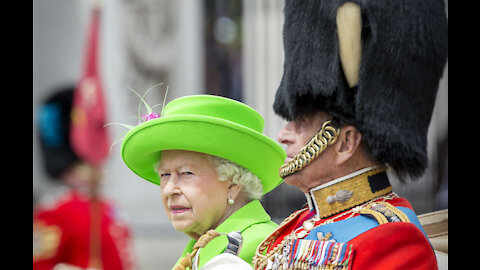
[33,188,136,270]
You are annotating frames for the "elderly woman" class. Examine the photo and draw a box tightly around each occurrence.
[120,94,286,269]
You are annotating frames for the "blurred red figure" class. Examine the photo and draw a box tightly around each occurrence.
[34,2,136,268]
[34,88,137,270]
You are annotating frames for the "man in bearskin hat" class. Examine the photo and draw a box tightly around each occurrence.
[252,0,448,269]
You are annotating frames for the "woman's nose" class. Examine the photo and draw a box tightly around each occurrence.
[161,175,181,196]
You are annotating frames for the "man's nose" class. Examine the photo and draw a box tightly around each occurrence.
[277,122,295,146]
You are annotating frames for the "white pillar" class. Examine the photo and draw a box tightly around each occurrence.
[243,0,286,141]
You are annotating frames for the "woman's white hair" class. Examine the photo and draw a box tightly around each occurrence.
[207,155,264,200]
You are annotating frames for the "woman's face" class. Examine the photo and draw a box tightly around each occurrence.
[158,150,230,239]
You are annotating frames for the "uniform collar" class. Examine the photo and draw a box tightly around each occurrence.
[305,167,392,219]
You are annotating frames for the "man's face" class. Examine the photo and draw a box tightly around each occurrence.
[63,162,102,191]
[277,112,337,192]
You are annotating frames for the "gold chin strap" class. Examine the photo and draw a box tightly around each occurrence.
[279,121,340,178]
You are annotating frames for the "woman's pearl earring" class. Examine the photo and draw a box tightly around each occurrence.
[228,198,235,205]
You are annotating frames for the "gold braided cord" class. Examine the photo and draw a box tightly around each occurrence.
[279,121,340,178]
[173,230,220,270]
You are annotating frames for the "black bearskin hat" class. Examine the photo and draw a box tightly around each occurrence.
[273,0,448,180]
[36,86,80,179]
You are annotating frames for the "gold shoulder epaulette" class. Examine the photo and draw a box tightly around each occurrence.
[359,202,410,225]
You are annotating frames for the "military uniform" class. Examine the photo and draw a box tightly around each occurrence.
[253,0,448,268]
[253,168,436,269]
[33,187,136,270]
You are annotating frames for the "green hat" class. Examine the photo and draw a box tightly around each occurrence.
[121,94,286,194]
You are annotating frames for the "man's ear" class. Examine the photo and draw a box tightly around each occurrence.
[334,125,362,165]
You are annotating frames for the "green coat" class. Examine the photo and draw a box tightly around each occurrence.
[174,200,277,269]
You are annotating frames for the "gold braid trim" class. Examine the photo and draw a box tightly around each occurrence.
[253,208,309,269]
[359,201,411,224]
[279,121,340,178]
[173,230,220,270]
[358,208,389,225]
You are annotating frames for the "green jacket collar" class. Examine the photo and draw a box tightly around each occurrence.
[179,199,271,268]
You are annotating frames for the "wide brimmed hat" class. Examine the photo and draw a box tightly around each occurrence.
[121,94,286,194]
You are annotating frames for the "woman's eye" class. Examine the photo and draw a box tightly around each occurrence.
[180,171,193,177]
[160,173,171,179]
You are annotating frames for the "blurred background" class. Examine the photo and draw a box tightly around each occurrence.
[33,0,448,269]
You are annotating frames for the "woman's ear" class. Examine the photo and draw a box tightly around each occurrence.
[227,182,243,201]
[334,125,362,165]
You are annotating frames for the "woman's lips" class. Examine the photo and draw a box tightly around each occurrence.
[170,205,190,214]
